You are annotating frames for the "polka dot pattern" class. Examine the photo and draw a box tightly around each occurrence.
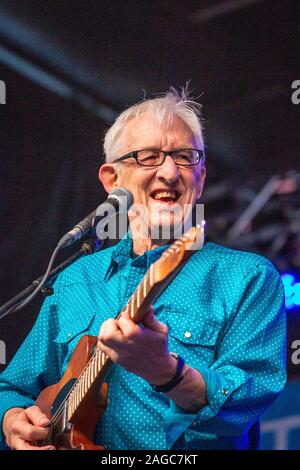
[0,235,286,449]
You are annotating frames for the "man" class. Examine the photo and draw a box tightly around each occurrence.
[0,88,286,450]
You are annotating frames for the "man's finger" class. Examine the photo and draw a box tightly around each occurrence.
[13,436,55,450]
[13,418,49,442]
[142,307,168,334]
[118,313,142,339]
[98,318,121,341]
[25,406,50,427]
[96,340,120,363]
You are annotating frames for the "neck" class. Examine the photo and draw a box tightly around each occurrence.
[132,237,171,256]
[131,230,172,256]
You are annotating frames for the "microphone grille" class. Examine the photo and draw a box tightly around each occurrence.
[108,187,134,209]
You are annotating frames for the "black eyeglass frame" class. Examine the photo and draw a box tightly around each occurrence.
[113,148,205,167]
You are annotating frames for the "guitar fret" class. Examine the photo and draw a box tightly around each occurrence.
[68,398,71,421]
[87,364,91,386]
[74,388,78,409]
[143,276,148,297]
[88,363,91,388]
[94,355,97,377]
[68,395,72,419]
[89,362,93,384]
[72,388,76,411]
[92,360,94,380]
[101,352,106,366]
[81,376,85,399]
[92,359,96,381]
[137,284,141,308]
[130,296,135,319]
[150,264,154,286]
[98,351,101,372]
[126,300,131,317]
[82,370,86,395]
[79,378,82,402]
[77,387,80,407]
[86,367,89,390]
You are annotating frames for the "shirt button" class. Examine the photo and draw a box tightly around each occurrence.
[184,331,192,339]
[191,421,197,427]
[221,388,229,396]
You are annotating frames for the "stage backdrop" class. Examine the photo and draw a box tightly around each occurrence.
[0,59,299,450]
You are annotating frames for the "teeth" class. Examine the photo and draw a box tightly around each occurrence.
[152,191,176,200]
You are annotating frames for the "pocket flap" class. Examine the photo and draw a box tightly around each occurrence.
[54,312,96,344]
[167,316,221,347]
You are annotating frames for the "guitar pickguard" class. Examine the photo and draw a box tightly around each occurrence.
[51,378,77,416]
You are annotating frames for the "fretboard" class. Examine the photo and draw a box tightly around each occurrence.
[67,263,156,422]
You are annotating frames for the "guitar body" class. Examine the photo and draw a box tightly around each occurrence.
[36,335,107,450]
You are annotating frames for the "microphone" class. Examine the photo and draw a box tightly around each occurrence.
[58,187,133,249]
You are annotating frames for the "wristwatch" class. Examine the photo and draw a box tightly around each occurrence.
[150,353,185,393]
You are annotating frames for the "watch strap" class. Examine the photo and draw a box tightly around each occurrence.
[150,353,185,393]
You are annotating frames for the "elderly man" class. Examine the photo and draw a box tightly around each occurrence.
[0,89,286,450]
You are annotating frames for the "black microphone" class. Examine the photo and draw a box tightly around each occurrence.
[58,187,133,249]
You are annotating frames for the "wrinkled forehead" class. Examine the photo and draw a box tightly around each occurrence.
[110,114,201,161]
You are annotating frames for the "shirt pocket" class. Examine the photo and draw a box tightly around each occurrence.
[166,314,221,366]
[54,312,95,374]
[54,312,96,345]
[54,312,96,374]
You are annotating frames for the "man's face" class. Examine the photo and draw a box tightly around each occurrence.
[99,114,206,239]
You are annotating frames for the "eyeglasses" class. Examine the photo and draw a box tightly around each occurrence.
[114,148,205,167]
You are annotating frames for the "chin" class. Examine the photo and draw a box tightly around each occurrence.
[148,216,187,241]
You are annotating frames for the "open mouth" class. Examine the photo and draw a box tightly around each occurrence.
[150,189,180,203]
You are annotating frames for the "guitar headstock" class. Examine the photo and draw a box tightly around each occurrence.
[153,222,205,283]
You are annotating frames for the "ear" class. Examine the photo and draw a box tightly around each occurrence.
[196,164,206,199]
[98,163,118,193]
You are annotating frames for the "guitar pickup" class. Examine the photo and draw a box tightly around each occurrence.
[62,401,72,433]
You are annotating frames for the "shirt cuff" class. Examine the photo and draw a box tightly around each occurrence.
[163,365,246,448]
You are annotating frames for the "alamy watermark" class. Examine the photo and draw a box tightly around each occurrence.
[291,80,300,105]
[291,339,300,365]
[0,80,6,104]
[95,200,205,248]
[0,340,6,365]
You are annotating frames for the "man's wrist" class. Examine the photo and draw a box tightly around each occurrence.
[146,352,178,386]
[150,353,185,393]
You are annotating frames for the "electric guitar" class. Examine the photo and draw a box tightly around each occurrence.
[35,224,205,449]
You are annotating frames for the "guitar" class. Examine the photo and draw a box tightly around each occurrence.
[35,224,205,449]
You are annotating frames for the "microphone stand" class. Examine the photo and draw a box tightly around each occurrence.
[0,236,103,321]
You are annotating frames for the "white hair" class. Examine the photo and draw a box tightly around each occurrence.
[103,86,205,162]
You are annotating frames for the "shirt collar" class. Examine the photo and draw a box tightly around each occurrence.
[103,232,171,281]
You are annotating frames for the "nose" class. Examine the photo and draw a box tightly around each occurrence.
[156,154,179,184]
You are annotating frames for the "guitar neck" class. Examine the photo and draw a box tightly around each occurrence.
[66,226,204,423]
[66,261,168,422]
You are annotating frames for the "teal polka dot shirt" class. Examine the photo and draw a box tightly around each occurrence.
[0,235,286,449]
